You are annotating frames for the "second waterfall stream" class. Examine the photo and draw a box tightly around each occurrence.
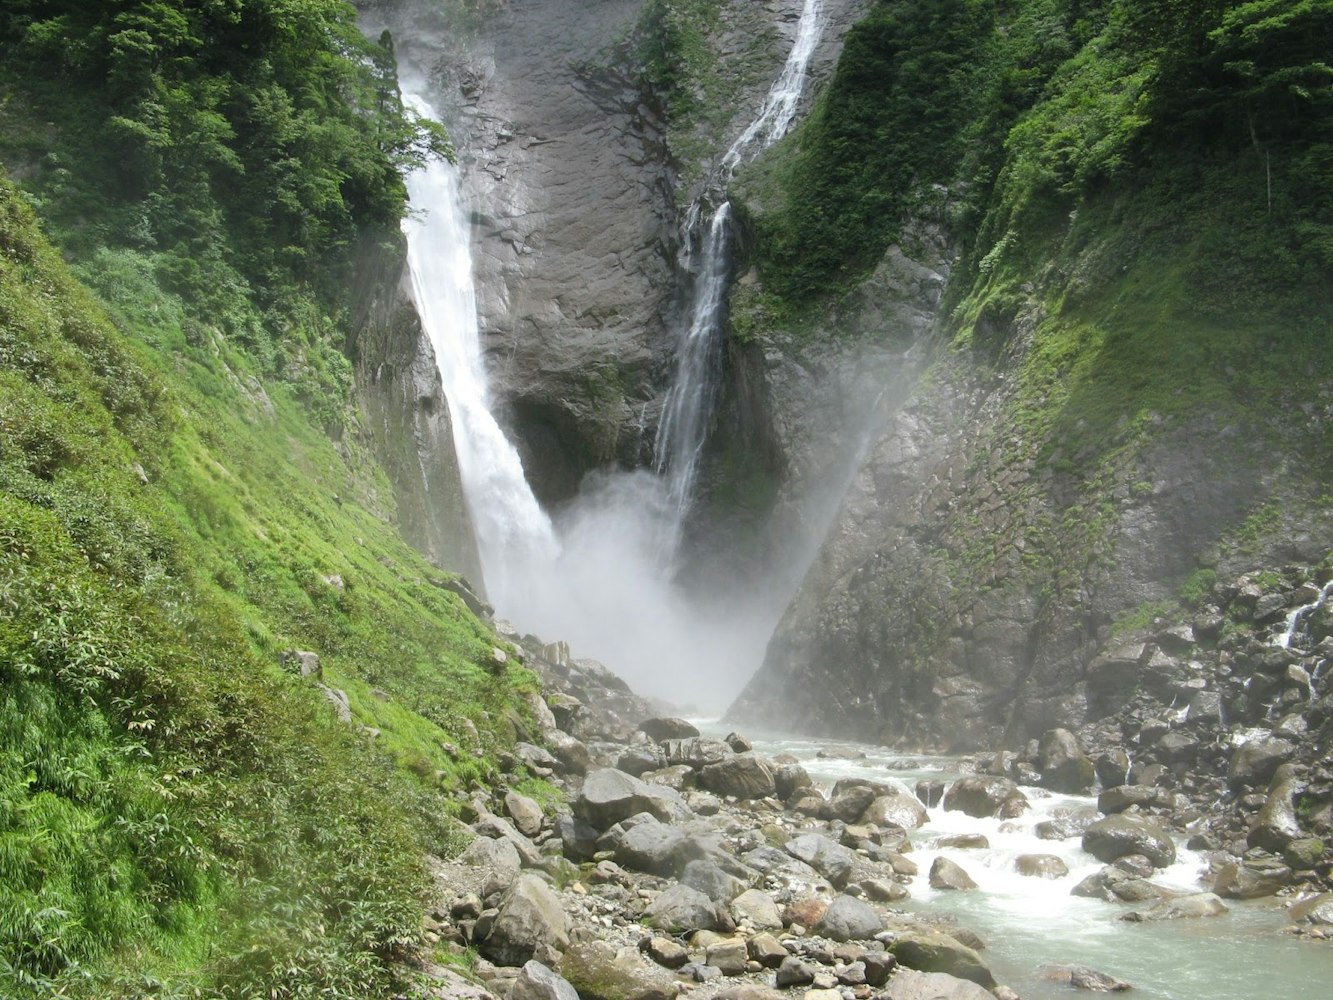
[402,0,827,706]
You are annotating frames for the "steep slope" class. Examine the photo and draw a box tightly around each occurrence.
[729,0,1333,747]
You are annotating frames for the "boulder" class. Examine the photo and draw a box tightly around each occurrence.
[827,784,879,823]
[785,834,857,889]
[474,814,544,866]
[559,941,680,1000]
[775,957,815,988]
[813,894,884,942]
[1228,737,1296,790]
[747,932,789,968]
[929,857,978,890]
[1036,965,1132,992]
[699,752,776,800]
[861,878,911,902]
[1097,784,1159,814]
[942,776,1029,818]
[1014,854,1069,879]
[731,888,783,930]
[575,768,687,829]
[724,731,753,752]
[479,873,570,967]
[706,938,749,976]
[546,730,591,775]
[643,883,725,934]
[1284,837,1327,870]
[1289,892,1333,926]
[881,970,998,1000]
[1121,892,1229,921]
[934,834,989,850]
[638,717,700,742]
[1248,779,1302,852]
[1037,728,1096,793]
[887,931,995,988]
[612,817,708,877]
[618,746,667,776]
[552,811,599,863]
[863,792,929,830]
[645,937,689,969]
[1213,857,1293,899]
[459,834,523,882]
[1071,866,1131,901]
[662,738,731,770]
[715,989,786,1000]
[1082,814,1177,868]
[513,961,580,1000]
[774,762,813,801]
[681,859,747,903]
[505,791,545,838]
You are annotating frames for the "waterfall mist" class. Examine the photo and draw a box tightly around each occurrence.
[398,0,841,710]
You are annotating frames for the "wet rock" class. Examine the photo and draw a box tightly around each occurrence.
[886,931,995,988]
[828,784,879,823]
[1014,854,1069,879]
[785,834,858,889]
[1094,749,1134,789]
[559,941,680,1000]
[731,888,783,930]
[638,717,700,742]
[479,873,570,967]
[1036,964,1133,992]
[814,894,884,941]
[1289,892,1333,926]
[881,970,996,1000]
[1111,878,1172,903]
[1071,867,1131,901]
[916,780,946,808]
[1284,837,1327,870]
[700,752,776,800]
[513,961,580,1000]
[575,768,688,829]
[1082,814,1177,868]
[1037,728,1096,793]
[863,792,929,829]
[1213,857,1293,899]
[934,833,989,850]
[929,857,979,890]
[1228,737,1296,790]
[1097,784,1159,815]
[662,738,731,770]
[942,776,1029,818]
[1248,779,1302,852]
[643,883,725,934]
[1121,892,1229,921]
[775,762,813,802]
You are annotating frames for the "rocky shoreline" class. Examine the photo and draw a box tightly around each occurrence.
[404,574,1333,1000]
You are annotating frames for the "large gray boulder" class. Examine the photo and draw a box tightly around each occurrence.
[827,784,879,823]
[505,791,545,838]
[643,883,726,934]
[942,776,1029,818]
[479,873,570,967]
[731,888,783,930]
[559,941,681,1000]
[610,817,709,877]
[929,857,978,890]
[886,930,995,988]
[1213,857,1292,899]
[546,730,591,775]
[1036,965,1132,992]
[513,961,581,1000]
[882,970,997,1000]
[1228,737,1295,790]
[699,752,776,800]
[662,738,731,770]
[474,813,544,866]
[774,762,813,801]
[785,834,857,889]
[813,894,883,941]
[575,768,687,829]
[1082,814,1177,868]
[681,858,747,903]
[1248,778,1303,852]
[1121,892,1228,921]
[459,834,523,882]
[1289,892,1333,926]
[863,791,928,829]
[1037,728,1096,793]
[638,717,700,742]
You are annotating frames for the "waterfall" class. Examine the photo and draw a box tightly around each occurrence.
[399,1,827,704]
[1273,578,1333,650]
[401,95,559,610]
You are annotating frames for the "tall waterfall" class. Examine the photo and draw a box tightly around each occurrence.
[401,0,826,704]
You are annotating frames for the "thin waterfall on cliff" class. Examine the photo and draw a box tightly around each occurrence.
[653,0,826,539]
[401,93,558,610]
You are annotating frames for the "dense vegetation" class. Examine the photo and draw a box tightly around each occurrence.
[0,2,533,996]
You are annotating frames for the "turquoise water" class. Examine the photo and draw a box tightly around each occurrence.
[739,731,1333,999]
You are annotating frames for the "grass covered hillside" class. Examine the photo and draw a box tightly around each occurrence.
[0,2,535,996]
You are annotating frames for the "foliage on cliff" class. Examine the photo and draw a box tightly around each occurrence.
[0,2,531,996]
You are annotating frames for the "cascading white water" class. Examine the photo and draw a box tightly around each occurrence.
[400,2,828,704]
[1274,578,1333,650]
[401,95,559,612]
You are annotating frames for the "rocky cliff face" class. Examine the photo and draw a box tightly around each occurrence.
[350,232,483,583]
